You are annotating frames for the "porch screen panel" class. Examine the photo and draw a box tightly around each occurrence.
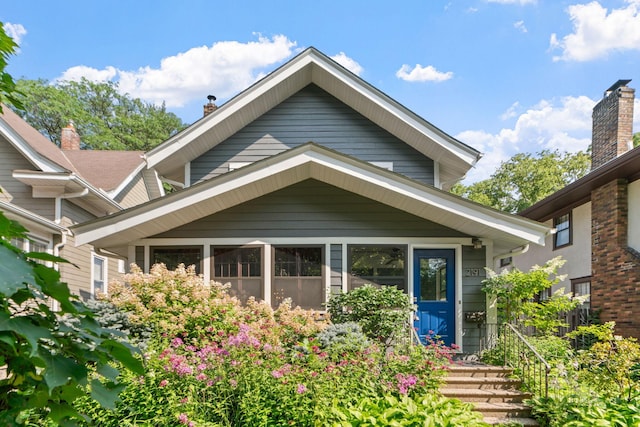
[272,246,323,310]
[150,246,203,274]
[212,246,262,303]
[348,245,406,291]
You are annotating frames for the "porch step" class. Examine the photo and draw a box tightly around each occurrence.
[442,363,539,426]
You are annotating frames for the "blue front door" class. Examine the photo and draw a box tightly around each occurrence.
[413,249,456,346]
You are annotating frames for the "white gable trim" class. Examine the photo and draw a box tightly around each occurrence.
[0,119,65,173]
[74,144,547,251]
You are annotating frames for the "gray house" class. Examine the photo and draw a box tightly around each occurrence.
[72,48,550,353]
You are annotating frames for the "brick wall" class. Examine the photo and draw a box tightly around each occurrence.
[591,85,635,169]
[591,179,640,337]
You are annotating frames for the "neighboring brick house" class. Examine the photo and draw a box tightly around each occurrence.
[516,80,640,338]
[0,106,162,299]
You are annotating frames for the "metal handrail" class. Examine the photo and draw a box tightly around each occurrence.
[503,323,551,398]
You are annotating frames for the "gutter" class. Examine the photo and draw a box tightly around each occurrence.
[493,244,530,263]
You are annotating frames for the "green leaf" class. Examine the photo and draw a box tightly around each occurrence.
[0,314,52,357]
[0,243,36,296]
[90,378,125,410]
[47,401,82,424]
[41,352,87,390]
[99,339,143,374]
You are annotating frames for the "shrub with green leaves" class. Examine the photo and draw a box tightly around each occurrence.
[0,212,143,426]
[319,393,489,426]
[327,284,414,346]
[316,322,370,358]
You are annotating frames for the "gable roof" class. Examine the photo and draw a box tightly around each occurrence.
[520,145,640,222]
[144,47,482,187]
[73,143,548,256]
[1,106,146,211]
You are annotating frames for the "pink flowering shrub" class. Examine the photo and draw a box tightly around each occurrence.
[73,264,456,426]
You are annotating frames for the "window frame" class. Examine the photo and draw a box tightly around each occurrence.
[211,245,263,302]
[271,245,324,310]
[553,212,572,249]
[149,245,203,273]
[92,253,107,297]
[347,244,407,292]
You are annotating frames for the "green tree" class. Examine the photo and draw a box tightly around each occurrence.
[0,212,144,425]
[634,132,639,148]
[14,78,187,150]
[0,22,23,112]
[452,150,591,213]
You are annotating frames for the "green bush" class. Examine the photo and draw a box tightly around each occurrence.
[319,393,489,426]
[327,284,414,346]
[316,322,370,359]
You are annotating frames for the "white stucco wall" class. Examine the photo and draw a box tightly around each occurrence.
[629,180,640,252]
[513,202,591,292]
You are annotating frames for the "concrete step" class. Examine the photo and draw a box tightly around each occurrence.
[444,376,522,389]
[473,402,532,418]
[483,416,539,426]
[440,388,532,403]
[448,364,514,378]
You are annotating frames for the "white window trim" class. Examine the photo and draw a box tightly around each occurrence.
[91,253,108,297]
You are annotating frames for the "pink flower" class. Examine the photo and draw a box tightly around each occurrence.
[196,373,207,381]
[296,383,307,394]
[272,370,283,378]
[177,413,189,424]
[159,379,168,387]
[172,337,184,348]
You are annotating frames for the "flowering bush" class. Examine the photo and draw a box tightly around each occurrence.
[71,264,461,426]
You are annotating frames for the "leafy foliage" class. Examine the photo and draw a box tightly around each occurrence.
[482,256,586,335]
[0,23,23,112]
[0,212,143,426]
[67,264,455,426]
[13,78,186,150]
[452,150,591,213]
[327,284,414,346]
[321,393,489,426]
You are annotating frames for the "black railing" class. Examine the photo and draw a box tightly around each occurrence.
[502,323,550,398]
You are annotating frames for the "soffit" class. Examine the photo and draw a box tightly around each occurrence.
[74,144,546,253]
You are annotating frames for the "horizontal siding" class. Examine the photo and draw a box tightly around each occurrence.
[115,174,149,208]
[0,136,56,219]
[191,84,434,185]
[461,245,488,354]
[153,179,467,239]
[330,244,342,295]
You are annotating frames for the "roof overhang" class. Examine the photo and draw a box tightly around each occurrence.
[144,48,481,188]
[12,170,122,216]
[520,146,640,221]
[0,200,68,236]
[74,144,548,254]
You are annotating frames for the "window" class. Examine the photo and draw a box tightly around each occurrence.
[150,246,203,273]
[571,277,591,329]
[11,237,50,264]
[272,246,323,310]
[212,246,262,303]
[348,245,406,291]
[92,254,107,296]
[499,256,512,268]
[554,212,572,249]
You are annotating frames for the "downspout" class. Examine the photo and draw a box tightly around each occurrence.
[51,229,70,312]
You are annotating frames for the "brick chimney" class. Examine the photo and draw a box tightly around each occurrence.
[591,79,635,170]
[60,121,81,150]
[203,95,217,117]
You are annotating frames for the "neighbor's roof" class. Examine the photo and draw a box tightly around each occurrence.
[1,105,145,199]
[73,143,548,256]
[144,47,482,186]
[520,145,640,222]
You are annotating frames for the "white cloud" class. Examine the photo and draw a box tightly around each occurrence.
[396,64,453,82]
[500,101,521,120]
[3,22,27,45]
[330,52,363,76]
[551,0,640,61]
[56,34,298,107]
[458,95,595,183]
[486,0,537,4]
[514,20,528,33]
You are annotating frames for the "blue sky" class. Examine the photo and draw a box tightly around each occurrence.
[2,0,640,183]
